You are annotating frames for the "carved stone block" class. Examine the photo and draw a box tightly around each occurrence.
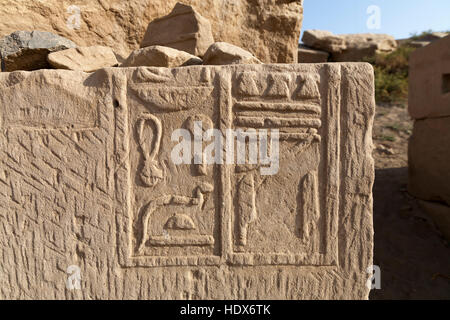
[0,63,375,299]
[409,35,450,119]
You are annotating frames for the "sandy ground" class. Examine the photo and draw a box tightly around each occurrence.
[369,105,450,299]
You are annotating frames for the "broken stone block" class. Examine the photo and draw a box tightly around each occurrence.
[0,63,375,299]
[408,117,450,207]
[47,46,118,72]
[409,35,450,119]
[302,30,397,62]
[121,45,202,68]
[0,30,76,71]
[298,45,329,63]
[0,1,303,63]
[140,3,214,57]
[203,42,261,65]
[302,30,346,53]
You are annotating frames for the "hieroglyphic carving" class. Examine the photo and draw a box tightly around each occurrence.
[137,182,214,253]
[295,74,321,100]
[0,64,375,299]
[136,113,163,187]
[122,67,220,267]
[297,171,320,248]
[228,67,336,266]
[235,173,257,249]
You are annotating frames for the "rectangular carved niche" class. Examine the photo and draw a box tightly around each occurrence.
[116,65,356,269]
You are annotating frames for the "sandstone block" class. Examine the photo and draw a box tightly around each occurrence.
[121,45,202,68]
[0,0,303,63]
[302,30,346,53]
[408,117,450,206]
[140,3,214,57]
[409,35,450,119]
[302,30,397,62]
[332,34,397,62]
[203,42,261,65]
[298,45,329,63]
[0,63,374,299]
[0,30,76,71]
[48,46,118,72]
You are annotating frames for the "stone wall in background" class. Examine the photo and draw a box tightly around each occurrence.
[0,0,304,63]
[408,35,450,241]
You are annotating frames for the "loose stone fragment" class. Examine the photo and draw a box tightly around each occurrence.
[202,42,261,65]
[121,45,202,68]
[0,30,76,71]
[48,46,118,72]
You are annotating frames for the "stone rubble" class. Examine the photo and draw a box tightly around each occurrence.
[121,45,202,68]
[0,30,76,71]
[202,42,262,65]
[48,46,118,72]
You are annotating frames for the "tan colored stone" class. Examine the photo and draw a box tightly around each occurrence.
[409,35,450,119]
[203,42,261,65]
[302,30,346,53]
[140,3,214,57]
[302,30,397,62]
[0,63,374,299]
[408,117,450,206]
[298,45,329,63]
[418,200,450,241]
[48,46,118,72]
[0,0,303,63]
[121,45,202,68]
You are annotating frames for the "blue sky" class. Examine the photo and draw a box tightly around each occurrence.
[301,0,450,40]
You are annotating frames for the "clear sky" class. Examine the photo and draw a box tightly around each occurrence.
[301,0,450,40]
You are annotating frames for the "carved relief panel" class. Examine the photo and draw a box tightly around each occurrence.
[119,65,341,268]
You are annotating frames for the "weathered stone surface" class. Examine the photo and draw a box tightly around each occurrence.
[298,44,329,63]
[332,34,397,62]
[0,30,76,71]
[409,35,450,119]
[408,117,450,206]
[302,30,346,53]
[121,45,202,68]
[0,63,374,299]
[418,200,450,241]
[203,42,262,65]
[302,30,397,62]
[141,3,214,57]
[48,46,118,72]
[0,0,303,63]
